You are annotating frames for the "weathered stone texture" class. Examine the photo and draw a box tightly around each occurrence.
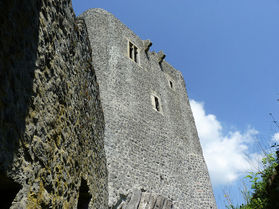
[82,8,216,209]
[115,190,173,209]
[0,1,107,208]
[1,0,217,208]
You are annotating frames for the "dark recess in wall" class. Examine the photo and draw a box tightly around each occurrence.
[0,175,22,209]
[77,178,92,209]
[0,0,42,172]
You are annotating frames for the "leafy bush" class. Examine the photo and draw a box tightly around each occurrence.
[227,145,279,209]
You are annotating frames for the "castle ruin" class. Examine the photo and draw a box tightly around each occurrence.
[0,1,216,208]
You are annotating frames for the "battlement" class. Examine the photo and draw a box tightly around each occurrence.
[81,8,180,79]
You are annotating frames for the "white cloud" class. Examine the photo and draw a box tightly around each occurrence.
[272,132,279,143]
[190,100,261,185]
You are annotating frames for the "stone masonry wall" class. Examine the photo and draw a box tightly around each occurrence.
[82,8,216,209]
[0,1,107,208]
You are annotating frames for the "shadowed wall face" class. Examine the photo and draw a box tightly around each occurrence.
[0,0,42,175]
[0,0,107,208]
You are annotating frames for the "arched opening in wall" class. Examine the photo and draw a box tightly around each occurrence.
[0,175,22,209]
[77,178,92,209]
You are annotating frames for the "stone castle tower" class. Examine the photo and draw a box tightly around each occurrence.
[81,8,216,209]
[0,1,216,208]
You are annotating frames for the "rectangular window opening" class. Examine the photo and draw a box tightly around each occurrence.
[128,41,139,63]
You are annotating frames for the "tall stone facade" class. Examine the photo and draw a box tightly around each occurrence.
[82,8,216,209]
[1,1,216,208]
[0,1,107,208]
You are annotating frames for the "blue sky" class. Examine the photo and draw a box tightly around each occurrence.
[72,0,279,208]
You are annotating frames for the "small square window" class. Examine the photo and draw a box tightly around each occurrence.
[128,41,139,63]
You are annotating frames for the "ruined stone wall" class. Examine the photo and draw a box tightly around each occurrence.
[82,8,216,209]
[0,1,107,208]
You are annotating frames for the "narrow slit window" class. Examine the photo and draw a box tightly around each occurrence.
[169,81,173,88]
[154,96,160,112]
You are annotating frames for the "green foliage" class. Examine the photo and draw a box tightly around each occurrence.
[227,145,279,209]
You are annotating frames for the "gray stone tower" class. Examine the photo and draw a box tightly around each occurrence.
[82,8,216,209]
